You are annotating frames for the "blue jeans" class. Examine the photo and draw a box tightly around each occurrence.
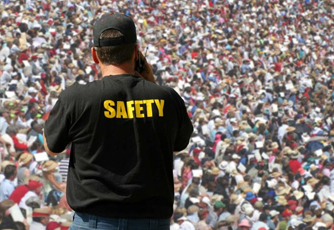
[69,212,170,230]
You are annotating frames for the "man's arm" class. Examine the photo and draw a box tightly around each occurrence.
[43,96,71,156]
[43,132,59,156]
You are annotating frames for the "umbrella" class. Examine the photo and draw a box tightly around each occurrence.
[306,141,324,152]
[293,123,312,135]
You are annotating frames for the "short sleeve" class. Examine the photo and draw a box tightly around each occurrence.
[172,90,193,151]
[44,98,71,153]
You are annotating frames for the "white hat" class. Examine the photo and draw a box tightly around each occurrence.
[9,79,18,85]
[312,222,327,230]
[266,179,278,188]
[305,191,316,200]
[244,204,254,215]
[219,161,228,170]
[232,154,240,159]
[28,87,38,93]
[291,219,303,228]
[269,210,279,217]
[230,118,237,123]
[326,202,334,211]
[201,197,211,207]
[177,216,188,221]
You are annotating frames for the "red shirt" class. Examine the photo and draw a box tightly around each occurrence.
[289,159,301,174]
[274,62,283,72]
[18,52,29,64]
[9,185,29,204]
[12,136,28,151]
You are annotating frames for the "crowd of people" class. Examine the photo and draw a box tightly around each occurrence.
[1,0,334,229]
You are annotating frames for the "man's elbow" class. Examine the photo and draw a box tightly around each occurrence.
[45,149,59,157]
[43,133,61,156]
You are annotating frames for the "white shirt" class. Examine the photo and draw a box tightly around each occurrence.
[278,124,289,144]
[174,158,184,178]
[19,191,38,209]
[29,221,46,230]
[291,180,299,190]
[180,221,195,230]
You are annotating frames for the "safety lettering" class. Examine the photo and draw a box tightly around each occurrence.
[104,99,164,119]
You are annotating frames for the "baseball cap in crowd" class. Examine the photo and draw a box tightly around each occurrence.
[93,12,137,47]
[27,180,43,190]
[214,201,226,209]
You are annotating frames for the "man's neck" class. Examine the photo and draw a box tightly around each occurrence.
[100,62,135,77]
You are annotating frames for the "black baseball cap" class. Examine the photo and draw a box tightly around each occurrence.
[93,12,137,47]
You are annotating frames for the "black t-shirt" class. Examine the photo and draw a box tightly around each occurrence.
[44,74,193,218]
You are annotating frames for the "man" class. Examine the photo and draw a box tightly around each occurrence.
[7,127,32,152]
[251,213,270,230]
[0,108,9,134]
[30,208,51,230]
[195,209,210,230]
[27,121,44,149]
[0,164,17,201]
[9,178,43,205]
[44,12,193,230]
[207,200,226,228]
[17,153,34,186]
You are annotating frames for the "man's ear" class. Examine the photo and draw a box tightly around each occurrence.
[134,45,139,61]
[91,47,99,64]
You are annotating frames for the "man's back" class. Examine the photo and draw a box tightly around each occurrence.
[44,12,193,229]
[45,74,193,218]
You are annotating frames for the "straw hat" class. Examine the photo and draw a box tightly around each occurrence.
[1,160,14,172]
[270,171,282,178]
[230,169,239,177]
[223,138,231,144]
[290,151,300,159]
[255,120,266,128]
[295,206,304,216]
[225,215,236,223]
[293,190,304,200]
[19,153,33,166]
[270,142,279,149]
[286,126,296,132]
[243,187,255,194]
[282,147,292,155]
[42,160,58,172]
[303,215,315,223]
[237,181,249,190]
[275,186,290,196]
[276,196,288,205]
[32,208,51,217]
[211,167,221,176]
[230,194,243,205]
[307,177,320,186]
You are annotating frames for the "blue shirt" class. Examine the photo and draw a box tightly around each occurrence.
[0,179,15,201]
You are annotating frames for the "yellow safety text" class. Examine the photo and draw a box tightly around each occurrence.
[104,99,164,119]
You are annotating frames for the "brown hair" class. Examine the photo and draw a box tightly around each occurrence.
[0,199,14,223]
[95,29,136,65]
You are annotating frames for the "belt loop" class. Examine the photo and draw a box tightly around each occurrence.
[119,218,127,229]
[88,214,97,229]
[150,219,158,230]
